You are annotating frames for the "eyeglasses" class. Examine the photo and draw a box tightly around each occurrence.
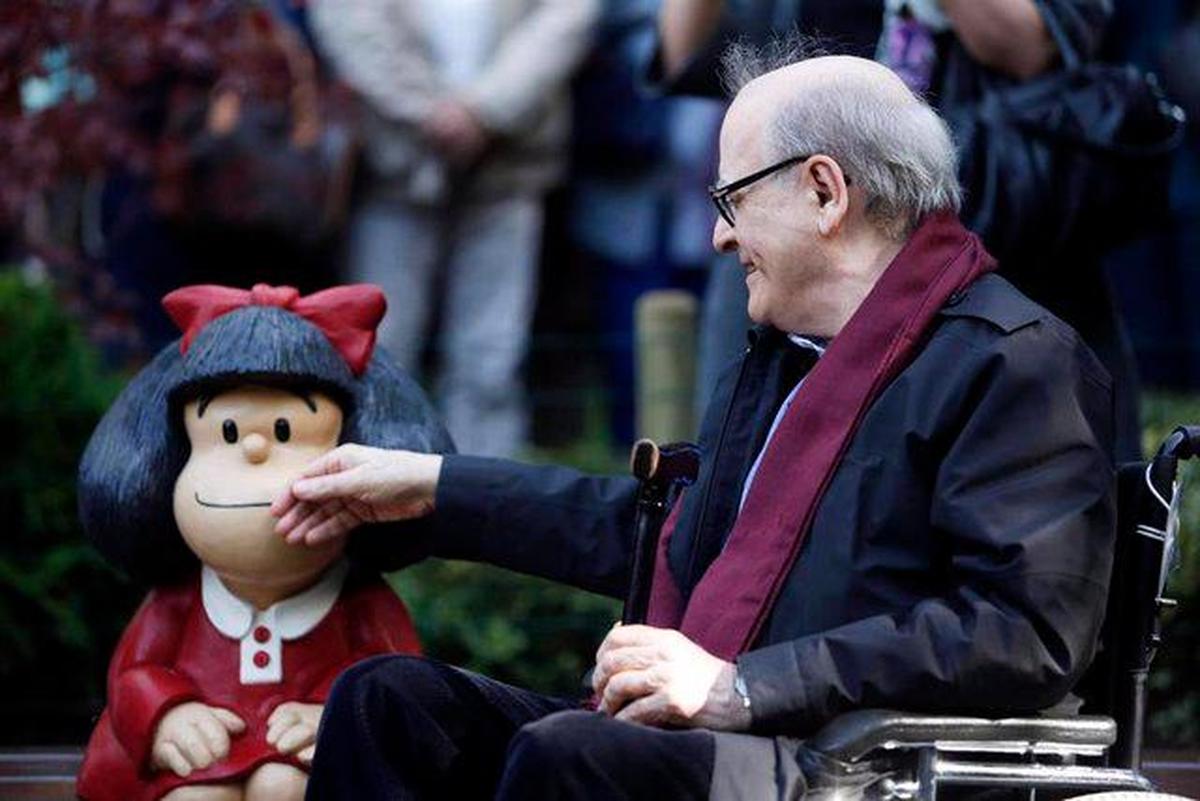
[708,154,850,227]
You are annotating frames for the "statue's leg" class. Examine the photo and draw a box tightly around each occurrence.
[161,783,243,801]
[244,763,307,801]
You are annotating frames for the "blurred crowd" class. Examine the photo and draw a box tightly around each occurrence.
[1,0,1199,459]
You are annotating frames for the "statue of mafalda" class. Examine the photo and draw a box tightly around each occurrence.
[75,283,453,801]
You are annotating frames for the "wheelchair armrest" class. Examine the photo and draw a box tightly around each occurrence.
[809,710,1117,763]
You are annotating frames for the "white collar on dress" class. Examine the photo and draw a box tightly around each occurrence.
[201,559,349,641]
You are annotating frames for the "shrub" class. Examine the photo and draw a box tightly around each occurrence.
[0,269,138,744]
[391,562,619,698]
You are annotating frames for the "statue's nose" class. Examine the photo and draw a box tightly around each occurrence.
[241,432,270,464]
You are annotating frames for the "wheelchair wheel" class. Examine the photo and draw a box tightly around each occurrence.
[1064,794,1193,800]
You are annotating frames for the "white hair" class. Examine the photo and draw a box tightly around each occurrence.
[721,37,962,240]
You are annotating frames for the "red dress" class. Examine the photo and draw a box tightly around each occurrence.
[77,563,420,801]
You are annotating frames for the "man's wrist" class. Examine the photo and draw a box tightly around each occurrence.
[712,661,753,731]
[420,453,444,512]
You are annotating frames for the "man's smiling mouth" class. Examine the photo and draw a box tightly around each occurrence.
[195,492,271,509]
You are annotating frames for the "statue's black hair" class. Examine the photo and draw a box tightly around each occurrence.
[78,305,454,585]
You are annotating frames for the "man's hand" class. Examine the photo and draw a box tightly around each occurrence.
[592,624,751,731]
[265,701,323,765]
[422,99,489,166]
[151,702,246,777]
[271,444,443,546]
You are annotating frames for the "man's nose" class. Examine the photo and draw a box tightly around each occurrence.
[712,216,736,253]
[241,432,271,464]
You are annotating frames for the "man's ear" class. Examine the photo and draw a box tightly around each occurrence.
[805,156,850,237]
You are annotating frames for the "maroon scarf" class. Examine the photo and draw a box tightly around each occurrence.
[645,211,996,660]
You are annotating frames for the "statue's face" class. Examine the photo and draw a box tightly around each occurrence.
[174,385,344,594]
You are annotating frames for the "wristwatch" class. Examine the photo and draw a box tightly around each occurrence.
[733,668,752,712]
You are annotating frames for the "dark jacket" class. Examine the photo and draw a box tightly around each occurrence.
[393,274,1115,736]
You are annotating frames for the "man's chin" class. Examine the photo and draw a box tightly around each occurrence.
[745,296,768,327]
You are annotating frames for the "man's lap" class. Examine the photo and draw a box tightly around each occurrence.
[310,654,719,799]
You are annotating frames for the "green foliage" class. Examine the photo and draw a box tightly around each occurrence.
[0,269,140,744]
[385,391,625,697]
[390,562,619,698]
[1142,393,1200,746]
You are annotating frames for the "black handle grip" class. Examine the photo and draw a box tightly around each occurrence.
[622,440,701,625]
[1157,425,1200,459]
[630,439,701,488]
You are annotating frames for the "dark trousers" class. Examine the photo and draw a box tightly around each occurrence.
[306,655,716,800]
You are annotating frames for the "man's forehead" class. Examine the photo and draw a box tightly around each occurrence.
[718,94,772,176]
[716,64,814,173]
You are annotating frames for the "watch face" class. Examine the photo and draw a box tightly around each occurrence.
[734,672,751,708]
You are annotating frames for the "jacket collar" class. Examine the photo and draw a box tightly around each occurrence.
[202,560,349,641]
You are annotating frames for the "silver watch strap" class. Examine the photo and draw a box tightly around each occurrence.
[733,669,752,710]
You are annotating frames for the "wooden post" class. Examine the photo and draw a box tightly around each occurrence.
[635,290,697,444]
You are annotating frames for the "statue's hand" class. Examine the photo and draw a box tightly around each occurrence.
[151,702,246,777]
[266,701,324,764]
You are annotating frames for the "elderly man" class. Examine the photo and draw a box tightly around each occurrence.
[275,51,1115,800]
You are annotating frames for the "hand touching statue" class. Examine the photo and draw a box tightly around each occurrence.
[272,445,443,546]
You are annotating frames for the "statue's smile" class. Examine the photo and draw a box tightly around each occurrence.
[195,492,271,509]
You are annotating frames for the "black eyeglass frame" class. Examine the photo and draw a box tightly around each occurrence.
[707,154,850,227]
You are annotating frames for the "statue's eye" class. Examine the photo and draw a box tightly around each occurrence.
[222,419,238,444]
[274,418,291,443]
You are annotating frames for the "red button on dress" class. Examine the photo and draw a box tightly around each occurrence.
[254,626,271,643]
[253,651,271,668]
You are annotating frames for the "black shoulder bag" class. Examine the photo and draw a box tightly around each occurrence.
[941,9,1186,266]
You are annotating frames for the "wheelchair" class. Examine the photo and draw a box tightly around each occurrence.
[624,426,1200,800]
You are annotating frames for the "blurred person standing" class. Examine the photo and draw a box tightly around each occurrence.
[309,0,599,457]
[563,0,724,446]
[653,1,1147,460]
[1102,0,1200,389]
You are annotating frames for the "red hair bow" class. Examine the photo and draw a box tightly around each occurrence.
[162,283,387,376]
